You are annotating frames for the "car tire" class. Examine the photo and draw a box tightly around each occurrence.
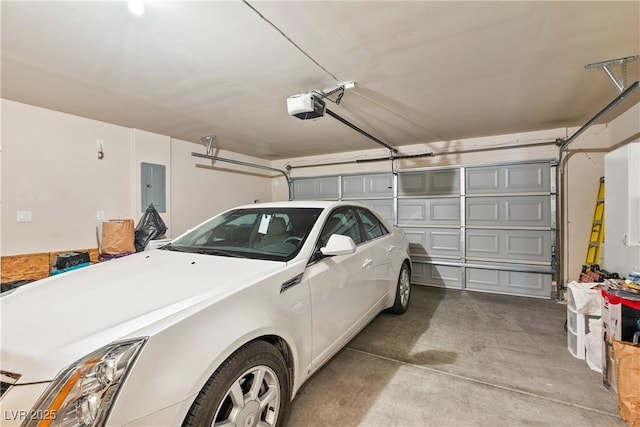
[182,341,290,427]
[388,262,411,314]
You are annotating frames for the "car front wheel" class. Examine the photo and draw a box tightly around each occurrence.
[389,262,411,314]
[183,341,290,427]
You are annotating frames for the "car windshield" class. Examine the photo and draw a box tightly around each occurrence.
[160,207,323,261]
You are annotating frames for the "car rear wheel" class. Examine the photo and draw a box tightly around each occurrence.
[183,341,290,427]
[389,262,411,314]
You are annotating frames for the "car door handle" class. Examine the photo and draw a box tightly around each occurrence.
[362,259,373,269]
[387,245,395,252]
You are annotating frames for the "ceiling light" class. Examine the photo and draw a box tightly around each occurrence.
[128,1,145,16]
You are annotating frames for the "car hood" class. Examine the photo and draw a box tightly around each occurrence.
[0,250,285,383]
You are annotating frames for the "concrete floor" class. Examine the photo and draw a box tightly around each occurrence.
[288,285,623,427]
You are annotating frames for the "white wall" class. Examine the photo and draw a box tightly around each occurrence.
[1,100,133,255]
[169,139,274,238]
[608,103,640,146]
[0,100,275,256]
[133,129,172,235]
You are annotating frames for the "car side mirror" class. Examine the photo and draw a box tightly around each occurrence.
[320,234,356,256]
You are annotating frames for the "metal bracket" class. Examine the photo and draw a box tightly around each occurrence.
[201,135,216,156]
[585,55,639,93]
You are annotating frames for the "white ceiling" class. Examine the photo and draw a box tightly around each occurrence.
[2,1,639,160]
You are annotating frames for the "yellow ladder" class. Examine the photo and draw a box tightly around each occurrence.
[585,177,605,265]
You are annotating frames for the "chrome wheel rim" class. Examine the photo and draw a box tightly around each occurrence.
[212,365,280,427]
[399,267,410,308]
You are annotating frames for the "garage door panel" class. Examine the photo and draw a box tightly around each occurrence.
[398,198,460,225]
[293,177,339,200]
[505,164,547,191]
[432,200,460,221]
[466,268,551,297]
[466,229,551,263]
[505,198,548,224]
[352,199,393,222]
[317,178,340,198]
[466,233,499,255]
[405,228,460,257]
[507,271,548,293]
[412,262,461,288]
[466,196,550,227]
[466,163,550,194]
[506,234,543,257]
[431,170,460,194]
[398,201,427,223]
[466,168,499,193]
[466,268,500,290]
[342,174,393,198]
[432,231,461,252]
[293,180,315,199]
[467,200,500,222]
[398,169,459,196]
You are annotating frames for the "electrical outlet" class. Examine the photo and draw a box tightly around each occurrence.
[17,210,32,222]
[96,210,105,221]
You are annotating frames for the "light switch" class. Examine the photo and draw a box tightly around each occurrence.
[17,210,32,222]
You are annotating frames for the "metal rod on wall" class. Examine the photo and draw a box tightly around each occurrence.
[191,152,292,200]
[286,140,556,170]
[559,80,639,151]
[555,80,639,295]
[285,152,434,170]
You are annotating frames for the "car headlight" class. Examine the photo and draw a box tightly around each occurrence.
[23,338,147,427]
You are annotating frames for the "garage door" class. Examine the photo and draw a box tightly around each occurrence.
[291,160,556,298]
[292,173,395,221]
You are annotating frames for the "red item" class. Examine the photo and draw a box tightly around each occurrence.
[602,289,640,310]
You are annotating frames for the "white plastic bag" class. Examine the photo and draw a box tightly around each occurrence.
[567,281,602,315]
[585,317,603,373]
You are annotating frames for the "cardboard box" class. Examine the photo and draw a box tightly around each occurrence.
[602,289,640,392]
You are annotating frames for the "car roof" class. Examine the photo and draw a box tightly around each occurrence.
[232,200,364,210]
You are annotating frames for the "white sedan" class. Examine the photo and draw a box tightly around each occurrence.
[0,201,411,427]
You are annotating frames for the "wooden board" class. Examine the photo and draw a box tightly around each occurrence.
[1,253,50,283]
[1,248,100,284]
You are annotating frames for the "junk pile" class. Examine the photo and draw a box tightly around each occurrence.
[579,264,621,283]
[601,270,640,427]
[98,204,168,260]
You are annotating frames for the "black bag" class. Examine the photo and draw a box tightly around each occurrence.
[134,204,168,252]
